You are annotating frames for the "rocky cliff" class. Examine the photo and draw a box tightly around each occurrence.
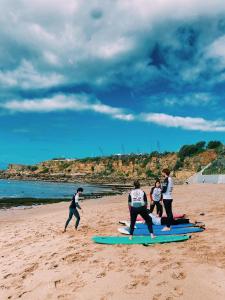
[2,148,219,184]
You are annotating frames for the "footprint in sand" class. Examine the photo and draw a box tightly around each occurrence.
[57,293,71,299]
[54,280,61,288]
[105,261,115,271]
[173,286,184,297]
[21,263,39,279]
[174,261,183,269]
[126,280,138,290]
[171,271,186,280]
[96,271,106,278]
[90,258,100,264]
[49,262,59,270]
[18,290,31,298]
[126,275,150,289]
[3,273,13,279]
[156,281,168,287]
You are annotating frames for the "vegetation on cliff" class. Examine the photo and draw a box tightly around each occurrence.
[202,148,225,175]
[1,140,224,183]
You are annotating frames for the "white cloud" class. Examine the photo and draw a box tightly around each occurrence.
[142,113,225,132]
[206,35,225,64]
[1,94,225,131]
[113,114,136,121]
[0,60,64,89]
[0,0,225,133]
[1,0,225,91]
[164,93,214,107]
[0,94,135,121]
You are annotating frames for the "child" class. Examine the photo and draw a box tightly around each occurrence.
[63,187,84,232]
[149,178,163,217]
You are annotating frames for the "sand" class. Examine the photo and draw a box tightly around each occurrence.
[0,184,225,300]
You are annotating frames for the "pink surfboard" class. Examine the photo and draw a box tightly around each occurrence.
[127,206,185,221]
[135,213,185,222]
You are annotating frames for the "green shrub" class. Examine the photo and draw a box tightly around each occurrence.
[27,165,38,171]
[146,169,156,178]
[40,167,49,174]
[206,141,223,150]
[173,159,183,171]
[178,141,206,159]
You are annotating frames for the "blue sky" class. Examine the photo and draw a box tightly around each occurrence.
[0,0,225,167]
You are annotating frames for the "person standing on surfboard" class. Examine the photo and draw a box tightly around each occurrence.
[128,180,155,239]
[161,169,174,231]
[63,187,84,232]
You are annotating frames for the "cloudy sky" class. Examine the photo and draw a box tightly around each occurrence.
[0,0,225,166]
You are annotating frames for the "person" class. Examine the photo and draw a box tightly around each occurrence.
[161,168,174,231]
[149,213,190,226]
[128,180,155,239]
[149,178,163,217]
[120,213,205,228]
[63,187,84,232]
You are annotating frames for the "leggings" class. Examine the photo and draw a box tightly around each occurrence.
[163,199,173,228]
[149,201,163,217]
[130,206,153,235]
[65,207,80,230]
[161,218,190,226]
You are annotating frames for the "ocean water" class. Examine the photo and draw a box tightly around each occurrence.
[0,179,112,199]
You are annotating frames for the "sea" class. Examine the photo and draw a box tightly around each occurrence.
[0,179,112,199]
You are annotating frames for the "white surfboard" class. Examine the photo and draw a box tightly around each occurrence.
[118,227,130,235]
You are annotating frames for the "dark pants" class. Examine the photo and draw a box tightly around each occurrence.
[130,206,153,235]
[161,217,189,226]
[163,199,173,228]
[149,201,163,217]
[65,207,80,230]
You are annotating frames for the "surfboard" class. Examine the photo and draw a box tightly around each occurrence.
[118,226,204,236]
[119,220,195,229]
[136,213,185,222]
[92,234,190,245]
[135,223,195,229]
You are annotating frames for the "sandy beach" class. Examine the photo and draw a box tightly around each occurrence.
[1,184,225,300]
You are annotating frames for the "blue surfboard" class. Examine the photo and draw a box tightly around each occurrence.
[119,226,204,236]
[136,223,195,229]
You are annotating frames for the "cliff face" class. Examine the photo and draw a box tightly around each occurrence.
[4,149,218,183]
[175,150,218,179]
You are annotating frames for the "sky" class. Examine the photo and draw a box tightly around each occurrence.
[0,0,225,168]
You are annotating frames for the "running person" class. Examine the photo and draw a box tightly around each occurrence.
[161,169,174,231]
[149,178,163,217]
[63,187,83,232]
[129,180,155,239]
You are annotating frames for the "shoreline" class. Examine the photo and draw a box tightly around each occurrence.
[0,191,125,210]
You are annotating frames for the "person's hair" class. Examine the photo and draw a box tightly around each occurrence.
[133,180,140,189]
[134,180,141,189]
[154,178,161,187]
[77,187,83,192]
[162,168,170,176]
